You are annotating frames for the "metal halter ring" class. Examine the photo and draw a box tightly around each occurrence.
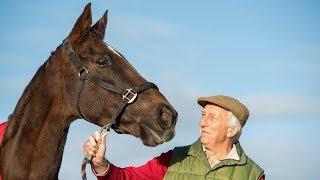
[100,122,114,136]
[122,88,137,104]
[78,68,88,78]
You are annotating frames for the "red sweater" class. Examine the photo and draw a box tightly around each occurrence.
[0,121,8,180]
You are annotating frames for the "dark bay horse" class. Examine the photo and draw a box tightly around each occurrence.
[0,3,177,179]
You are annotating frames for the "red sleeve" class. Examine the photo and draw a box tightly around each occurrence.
[97,150,173,180]
[0,121,8,144]
[0,121,8,180]
[259,173,265,180]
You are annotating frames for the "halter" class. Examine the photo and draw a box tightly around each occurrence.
[62,38,158,133]
[62,38,158,180]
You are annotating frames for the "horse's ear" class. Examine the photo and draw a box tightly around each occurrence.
[90,10,108,40]
[69,3,92,42]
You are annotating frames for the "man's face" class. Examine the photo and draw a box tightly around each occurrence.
[199,103,230,147]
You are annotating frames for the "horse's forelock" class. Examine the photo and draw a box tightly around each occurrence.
[106,43,145,80]
[106,44,121,57]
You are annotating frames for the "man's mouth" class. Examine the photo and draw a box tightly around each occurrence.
[201,129,209,134]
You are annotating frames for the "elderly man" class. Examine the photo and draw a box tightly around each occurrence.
[84,95,265,179]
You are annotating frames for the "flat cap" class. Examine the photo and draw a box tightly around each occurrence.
[197,95,249,126]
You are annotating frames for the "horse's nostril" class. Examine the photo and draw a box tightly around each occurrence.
[160,106,174,128]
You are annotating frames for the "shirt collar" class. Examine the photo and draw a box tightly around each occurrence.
[202,144,240,168]
[224,144,240,160]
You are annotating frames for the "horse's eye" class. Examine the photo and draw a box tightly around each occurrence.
[96,55,112,67]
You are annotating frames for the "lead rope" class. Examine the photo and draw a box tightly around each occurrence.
[81,123,114,180]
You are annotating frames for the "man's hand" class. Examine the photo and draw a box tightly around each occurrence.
[83,131,109,175]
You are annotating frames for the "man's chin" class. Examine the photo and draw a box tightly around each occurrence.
[200,136,210,145]
[200,136,206,144]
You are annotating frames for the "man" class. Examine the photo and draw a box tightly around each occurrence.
[84,95,265,179]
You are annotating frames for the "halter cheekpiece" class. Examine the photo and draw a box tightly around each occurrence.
[62,38,158,134]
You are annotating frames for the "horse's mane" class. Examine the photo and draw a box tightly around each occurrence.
[1,57,51,147]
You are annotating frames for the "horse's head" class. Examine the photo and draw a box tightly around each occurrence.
[62,4,177,147]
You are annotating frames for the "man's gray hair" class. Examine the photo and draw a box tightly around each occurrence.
[228,111,242,141]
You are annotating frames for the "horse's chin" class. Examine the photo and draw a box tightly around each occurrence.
[139,123,165,147]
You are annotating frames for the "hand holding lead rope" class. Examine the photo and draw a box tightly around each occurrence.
[81,124,112,180]
[83,123,112,161]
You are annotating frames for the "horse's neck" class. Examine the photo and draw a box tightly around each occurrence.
[1,61,75,179]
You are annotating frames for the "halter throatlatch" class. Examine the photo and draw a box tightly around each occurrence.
[62,38,158,180]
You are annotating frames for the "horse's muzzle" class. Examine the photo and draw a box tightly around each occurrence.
[159,105,177,129]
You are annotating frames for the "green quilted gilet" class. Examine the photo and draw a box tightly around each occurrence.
[164,139,264,180]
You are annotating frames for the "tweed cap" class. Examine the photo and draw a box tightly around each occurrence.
[197,95,249,126]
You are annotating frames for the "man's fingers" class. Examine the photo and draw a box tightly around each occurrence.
[94,131,102,144]
[85,143,97,152]
[88,136,97,147]
[83,145,96,156]
[101,131,107,144]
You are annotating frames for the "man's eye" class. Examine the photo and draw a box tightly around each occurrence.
[96,55,112,67]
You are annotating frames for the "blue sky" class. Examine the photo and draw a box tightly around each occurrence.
[0,0,319,179]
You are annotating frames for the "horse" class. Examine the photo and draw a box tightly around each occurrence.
[0,3,177,179]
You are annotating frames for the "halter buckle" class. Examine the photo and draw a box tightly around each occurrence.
[122,88,137,104]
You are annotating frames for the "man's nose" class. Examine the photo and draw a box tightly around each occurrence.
[200,115,208,126]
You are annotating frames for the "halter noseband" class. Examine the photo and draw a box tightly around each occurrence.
[62,38,158,134]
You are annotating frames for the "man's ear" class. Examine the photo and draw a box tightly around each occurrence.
[227,124,241,138]
[69,3,92,42]
[90,10,108,40]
